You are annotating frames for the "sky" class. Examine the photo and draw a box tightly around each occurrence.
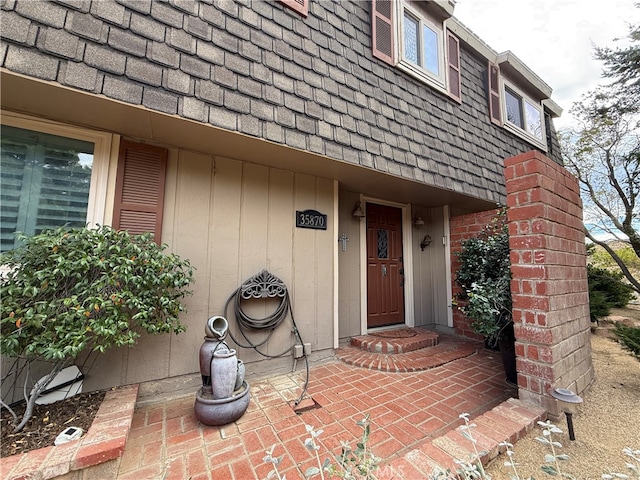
[453,0,640,130]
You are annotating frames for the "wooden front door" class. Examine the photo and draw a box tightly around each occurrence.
[366,203,405,328]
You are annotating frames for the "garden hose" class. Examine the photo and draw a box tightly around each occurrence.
[223,270,309,406]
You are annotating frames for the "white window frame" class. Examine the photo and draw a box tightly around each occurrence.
[1,111,114,234]
[396,1,447,92]
[500,80,547,151]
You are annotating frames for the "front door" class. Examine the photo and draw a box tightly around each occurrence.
[366,203,405,328]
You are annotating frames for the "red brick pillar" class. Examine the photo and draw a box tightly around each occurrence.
[505,151,594,415]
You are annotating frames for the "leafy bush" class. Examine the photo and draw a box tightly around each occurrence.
[1,226,194,430]
[613,323,640,361]
[455,209,512,346]
[587,264,634,321]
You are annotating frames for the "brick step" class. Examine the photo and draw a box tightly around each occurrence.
[337,334,479,372]
[382,398,547,478]
[349,328,439,353]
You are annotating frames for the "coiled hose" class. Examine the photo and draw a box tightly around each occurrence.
[224,270,309,406]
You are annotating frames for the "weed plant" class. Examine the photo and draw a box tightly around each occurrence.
[264,413,638,479]
[264,415,379,480]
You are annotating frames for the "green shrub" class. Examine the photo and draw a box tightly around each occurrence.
[587,264,634,320]
[613,324,640,361]
[1,225,194,431]
[587,289,611,321]
[454,209,512,346]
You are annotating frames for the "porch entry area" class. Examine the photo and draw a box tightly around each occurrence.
[366,202,405,328]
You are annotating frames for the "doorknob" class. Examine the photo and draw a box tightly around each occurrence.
[382,265,387,276]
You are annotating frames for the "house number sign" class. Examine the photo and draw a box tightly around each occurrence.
[295,210,327,230]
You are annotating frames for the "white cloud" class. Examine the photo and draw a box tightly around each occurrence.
[453,0,640,129]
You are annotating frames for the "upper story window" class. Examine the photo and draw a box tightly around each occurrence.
[488,56,550,151]
[372,0,460,101]
[504,82,544,142]
[401,4,444,84]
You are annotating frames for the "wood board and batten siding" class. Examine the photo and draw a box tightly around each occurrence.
[86,148,336,389]
[411,207,450,330]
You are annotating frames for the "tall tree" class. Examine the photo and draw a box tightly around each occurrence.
[562,18,640,294]
[595,16,640,115]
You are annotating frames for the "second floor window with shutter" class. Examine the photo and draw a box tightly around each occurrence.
[371,0,460,101]
[503,81,545,147]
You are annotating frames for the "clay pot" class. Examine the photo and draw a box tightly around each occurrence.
[211,348,237,399]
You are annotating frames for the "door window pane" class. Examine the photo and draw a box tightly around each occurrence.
[422,24,439,75]
[403,13,419,65]
[0,125,94,252]
[377,229,389,259]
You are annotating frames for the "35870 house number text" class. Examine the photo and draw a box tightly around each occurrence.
[295,210,327,230]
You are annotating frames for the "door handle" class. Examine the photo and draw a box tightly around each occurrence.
[381,265,387,276]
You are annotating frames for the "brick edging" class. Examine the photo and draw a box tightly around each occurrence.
[384,398,547,477]
[0,384,139,480]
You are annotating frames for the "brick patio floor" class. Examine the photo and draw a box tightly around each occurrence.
[115,332,548,480]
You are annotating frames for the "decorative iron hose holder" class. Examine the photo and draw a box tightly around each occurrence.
[194,316,250,426]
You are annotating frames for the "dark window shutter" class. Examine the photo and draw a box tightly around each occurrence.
[278,0,308,17]
[488,61,502,125]
[372,0,394,65]
[447,32,461,101]
[113,140,167,243]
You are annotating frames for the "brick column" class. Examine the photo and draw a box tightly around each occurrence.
[505,151,594,416]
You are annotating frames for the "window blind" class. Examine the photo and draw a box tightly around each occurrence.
[0,126,94,252]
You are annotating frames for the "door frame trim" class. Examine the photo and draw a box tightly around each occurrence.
[358,196,415,334]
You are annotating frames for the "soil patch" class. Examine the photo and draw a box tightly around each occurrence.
[1,389,105,457]
[608,303,640,323]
